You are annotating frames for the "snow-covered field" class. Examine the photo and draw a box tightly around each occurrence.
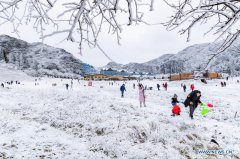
[0,68,240,159]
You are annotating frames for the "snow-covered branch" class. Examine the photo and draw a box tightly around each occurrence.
[0,0,154,57]
[163,0,240,52]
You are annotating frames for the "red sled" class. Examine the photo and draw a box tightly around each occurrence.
[207,103,213,108]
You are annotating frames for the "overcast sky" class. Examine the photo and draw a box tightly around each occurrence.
[0,1,217,67]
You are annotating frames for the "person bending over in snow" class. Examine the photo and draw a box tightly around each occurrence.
[184,90,202,119]
[120,84,126,98]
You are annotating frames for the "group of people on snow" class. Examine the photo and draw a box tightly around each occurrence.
[170,90,202,119]
[1,80,21,88]
[220,81,227,87]
[120,81,202,119]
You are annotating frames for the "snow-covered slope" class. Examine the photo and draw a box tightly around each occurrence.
[102,41,240,75]
[0,62,32,82]
[0,73,240,158]
[0,35,96,77]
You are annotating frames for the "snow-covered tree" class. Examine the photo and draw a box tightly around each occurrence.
[164,0,240,52]
[0,0,154,57]
[162,0,240,70]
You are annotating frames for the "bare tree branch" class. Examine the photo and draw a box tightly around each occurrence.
[0,0,154,60]
[163,0,240,69]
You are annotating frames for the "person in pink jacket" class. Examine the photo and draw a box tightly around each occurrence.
[138,83,146,107]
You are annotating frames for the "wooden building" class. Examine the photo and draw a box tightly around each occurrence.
[170,72,221,81]
[83,74,109,81]
[170,73,194,81]
[208,73,221,79]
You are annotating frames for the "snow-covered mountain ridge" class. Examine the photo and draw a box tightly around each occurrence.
[102,41,240,75]
[0,35,96,78]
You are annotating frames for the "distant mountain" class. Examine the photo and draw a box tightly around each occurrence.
[104,62,123,70]
[101,41,240,75]
[0,35,96,78]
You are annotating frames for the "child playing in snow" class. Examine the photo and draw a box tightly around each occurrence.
[171,94,179,106]
[171,94,181,116]
[172,105,181,116]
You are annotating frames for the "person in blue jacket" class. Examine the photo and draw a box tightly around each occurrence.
[120,84,126,98]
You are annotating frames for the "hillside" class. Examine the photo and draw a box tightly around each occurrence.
[102,41,240,75]
[0,35,96,78]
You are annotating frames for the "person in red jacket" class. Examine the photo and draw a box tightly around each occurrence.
[165,82,168,91]
[172,105,181,116]
[190,84,195,92]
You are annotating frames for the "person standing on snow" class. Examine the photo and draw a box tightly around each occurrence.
[71,80,73,89]
[133,83,135,89]
[190,84,195,92]
[221,82,224,87]
[184,90,202,119]
[138,83,146,107]
[165,82,168,91]
[183,84,187,92]
[120,84,126,98]
[66,84,69,90]
[157,84,160,90]
[224,82,226,87]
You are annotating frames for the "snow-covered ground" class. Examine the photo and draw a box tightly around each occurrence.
[0,68,240,159]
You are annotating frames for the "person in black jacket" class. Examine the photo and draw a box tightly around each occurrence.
[183,84,186,92]
[184,90,202,119]
[120,84,126,97]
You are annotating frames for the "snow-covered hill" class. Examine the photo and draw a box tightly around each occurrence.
[0,35,96,78]
[102,42,240,75]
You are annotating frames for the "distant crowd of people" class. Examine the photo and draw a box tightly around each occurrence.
[1,80,21,88]
[2,75,239,120]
